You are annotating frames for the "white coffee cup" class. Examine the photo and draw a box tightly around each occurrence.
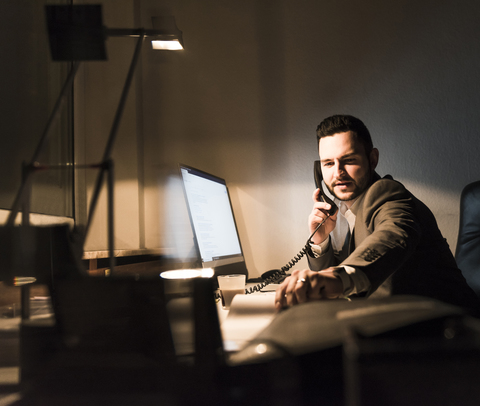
[217,274,246,309]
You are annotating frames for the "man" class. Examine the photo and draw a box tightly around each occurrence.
[275,115,480,315]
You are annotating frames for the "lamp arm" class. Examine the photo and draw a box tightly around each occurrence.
[105,28,180,38]
[84,33,145,243]
[6,61,81,227]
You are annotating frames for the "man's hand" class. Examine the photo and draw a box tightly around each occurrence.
[275,268,344,311]
[309,189,337,245]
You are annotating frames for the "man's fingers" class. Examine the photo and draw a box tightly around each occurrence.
[294,277,309,303]
[311,204,338,229]
[275,269,344,309]
[284,276,300,307]
[274,281,288,309]
[312,210,328,225]
[275,270,308,309]
[275,271,298,309]
[275,271,313,309]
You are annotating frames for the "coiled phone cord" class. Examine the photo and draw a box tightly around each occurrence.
[244,219,326,294]
[214,212,330,300]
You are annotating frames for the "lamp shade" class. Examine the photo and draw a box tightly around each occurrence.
[151,16,184,50]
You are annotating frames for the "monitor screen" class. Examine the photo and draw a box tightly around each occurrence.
[179,164,245,270]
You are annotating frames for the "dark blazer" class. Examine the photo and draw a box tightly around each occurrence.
[308,174,480,315]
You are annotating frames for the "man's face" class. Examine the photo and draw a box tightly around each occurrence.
[319,131,378,205]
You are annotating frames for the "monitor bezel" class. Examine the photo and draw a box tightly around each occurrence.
[178,163,246,270]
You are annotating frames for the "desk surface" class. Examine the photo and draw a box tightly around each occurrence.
[82,248,168,259]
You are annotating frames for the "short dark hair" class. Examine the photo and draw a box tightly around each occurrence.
[316,115,373,155]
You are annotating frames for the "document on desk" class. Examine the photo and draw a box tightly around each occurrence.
[221,292,277,352]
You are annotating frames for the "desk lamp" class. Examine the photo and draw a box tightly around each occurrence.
[1,4,183,318]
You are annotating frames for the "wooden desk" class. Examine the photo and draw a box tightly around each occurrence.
[83,248,167,271]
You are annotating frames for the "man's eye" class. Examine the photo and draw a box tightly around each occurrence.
[323,162,333,167]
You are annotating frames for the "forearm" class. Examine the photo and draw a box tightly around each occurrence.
[307,237,371,296]
[332,266,371,296]
[307,237,339,271]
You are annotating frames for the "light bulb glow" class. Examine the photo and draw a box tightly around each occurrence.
[160,268,214,279]
[151,39,183,50]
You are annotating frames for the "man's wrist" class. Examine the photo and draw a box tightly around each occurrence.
[332,265,371,296]
[331,267,353,295]
[310,236,330,258]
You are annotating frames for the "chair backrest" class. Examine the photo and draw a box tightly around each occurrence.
[53,276,176,364]
[455,180,480,297]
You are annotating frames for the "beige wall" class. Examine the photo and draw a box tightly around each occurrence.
[76,0,480,278]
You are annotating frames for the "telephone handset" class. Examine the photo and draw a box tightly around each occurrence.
[245,161,338,294]
[313,160,338,216]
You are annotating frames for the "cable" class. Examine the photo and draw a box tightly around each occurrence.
[214,211,332,301]
[244,218,327,294]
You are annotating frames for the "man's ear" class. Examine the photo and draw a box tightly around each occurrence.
[369,148,379,170]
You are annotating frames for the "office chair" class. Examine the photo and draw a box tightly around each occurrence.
[455,180,480,298]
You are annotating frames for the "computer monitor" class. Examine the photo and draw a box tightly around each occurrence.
[179,164,248,277]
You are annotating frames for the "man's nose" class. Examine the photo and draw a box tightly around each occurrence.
[334,162,345,178]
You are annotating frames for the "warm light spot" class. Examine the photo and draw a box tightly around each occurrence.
[13,277,37,286]
[151,39,183,50]
[255,343,268,354]
[160,268,214,279]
